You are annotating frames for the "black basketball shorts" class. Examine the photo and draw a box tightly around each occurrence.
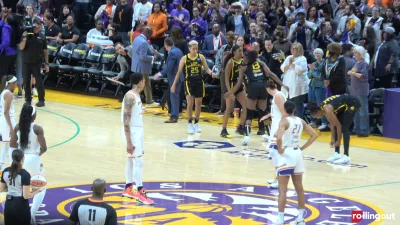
[246,81,267,100]
[184,79,205,98]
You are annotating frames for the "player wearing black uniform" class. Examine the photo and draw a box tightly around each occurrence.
[220,45,247,138]
[171,40,216,134]
[229,50,288,145]
[68,179,117,225]
[0,149,42,225]
[308,94,361,165]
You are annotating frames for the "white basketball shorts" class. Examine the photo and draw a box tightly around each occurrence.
[0,117,16,142]
[121,126,144,158]
[275,147,304,176]
[24,154,44,176]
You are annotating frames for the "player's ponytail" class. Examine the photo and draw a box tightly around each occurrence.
[19,103,35,150]
[10,149,24,180]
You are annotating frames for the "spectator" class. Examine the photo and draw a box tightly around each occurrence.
[57,5,73,28]
[132,0,152,30]
[322,42,347,96]
[39,0,50,15]
[17,0,39,11]
[56,15,80,44]
[87,19,105,39]
[44,14,61,41]
[235,35,244,49]
[249,22,258,44]
[202,0,227,34]
[170,26,188,55]
[225,2,248,36]
[308,48,328,129]
[299,0,310,12]
[202,24,226,61]
[342,43,356,89]
[307,6,323,27]
[130,21,144,43]
[270,7,287,31]
[0,13,17,76]
[131,26,158,107]
[283,0,295,18]
[185,7,207,43]
[148,2,168,49]
[273,26,292,56]
[317,0,332,19]
[0,0,17,12]
[262,38,284,79]
[113,0,133,46]
[214,31,235,116]
[48,0,71,19]
[111,42,132,100]
[365,6,383,44]
[333,0,347,26]
[94,0,116,28]
[280,42,309,118]
[314,21,335,53]
[169,0,190,32]
[382,6,400,37]
[73,0,90,30]
[337,4,361,43]
[373,27,399,88]
[349,46,369,137]
[247,0,258,20]
[243,34,252,51]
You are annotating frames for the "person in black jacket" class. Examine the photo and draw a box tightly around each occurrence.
[224,2,248,36]
[113,0,133,46]
[321,42,347,95]
[262,38,283,80]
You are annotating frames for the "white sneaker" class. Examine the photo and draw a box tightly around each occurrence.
[334,155,351,165]
[327,152,342,163]
[146,102,159,108]
[290,220,305,225]
[309,122,317,128]
[270,181,279,189]
[188,123,195,134]
[262,134,270,142]
[241,136,250,145]
[33,88,38,97]
[194,123,201,133]
[318,123,327,130]
[267,178,277,184]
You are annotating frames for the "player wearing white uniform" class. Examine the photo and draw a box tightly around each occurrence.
[120,72,154,205]
[273,101,318,225]
[259,80,286,189]
[0,76,18,171]
[10,103,47,225]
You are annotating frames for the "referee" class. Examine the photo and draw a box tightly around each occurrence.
[19,17,49,107]
[0,149,42,225]
[68,179,117,225]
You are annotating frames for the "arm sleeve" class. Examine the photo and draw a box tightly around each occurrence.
[1,169,6,183]
[21,170,31,186]
[107,207,118,225]
[69,201,80,222]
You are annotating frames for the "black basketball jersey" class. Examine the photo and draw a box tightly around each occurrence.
[69,198,117,225]
[230,58,243,88]
[185,54,202,80]
[321,95,359,115]
[246,60,266,83]
[1,167,30,197]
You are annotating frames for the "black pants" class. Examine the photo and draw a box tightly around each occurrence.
[334,109,358,156]
[374,74,394,89]
[0,54,17,76]
[23,62,45,102]
[150,37,166,50]
[4,196,30,225]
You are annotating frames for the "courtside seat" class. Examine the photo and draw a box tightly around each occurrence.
[49,43,77,71]
[72,46,104,74]
[102,70,118,77]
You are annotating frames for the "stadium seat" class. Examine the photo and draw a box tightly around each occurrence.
[369,88,385,136]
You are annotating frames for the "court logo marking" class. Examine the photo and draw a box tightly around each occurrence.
[174,140,235,149]
[0,181,382,225]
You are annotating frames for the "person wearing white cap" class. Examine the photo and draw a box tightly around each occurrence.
[372,26,399,88]
[349,46,370,137]
[0,75,17,172]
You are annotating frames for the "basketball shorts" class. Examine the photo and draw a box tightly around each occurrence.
[0,117,16,142]
[184,79,204,98]
[121,126,144,158]
[229,82,245,96]
[275,147,304,176]
[246,81,267,100]
[24,154,44,176]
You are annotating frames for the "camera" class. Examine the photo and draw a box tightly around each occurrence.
[23,16,34,35]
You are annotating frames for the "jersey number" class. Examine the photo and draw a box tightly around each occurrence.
[252,63,260,70]
[292,124,301,134]
[88,209,96,221]
[8,175,15,186]
[190,67,200,74]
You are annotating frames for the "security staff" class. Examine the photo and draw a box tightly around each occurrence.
[19,17,49,107]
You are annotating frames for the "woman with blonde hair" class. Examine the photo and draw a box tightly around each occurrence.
[280,42,309,118]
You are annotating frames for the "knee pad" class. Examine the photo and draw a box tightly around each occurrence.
[257,108,267,118]
[246,109,255,121]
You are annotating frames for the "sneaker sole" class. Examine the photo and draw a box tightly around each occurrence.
[137,199,155,205]
[121,194,138,200]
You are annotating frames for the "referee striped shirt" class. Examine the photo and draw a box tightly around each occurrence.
[69,198,117,225]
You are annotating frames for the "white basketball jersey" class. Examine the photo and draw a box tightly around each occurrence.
[0,89,15,118]
[17,123,41,154]
[282,117,303,148]
[271,91,286,125]
[121,91,143,127]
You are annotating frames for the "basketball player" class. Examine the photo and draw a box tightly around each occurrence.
[170,40,216,134]
[229,50,288,145]
[0,76,17,172]
[9,103,47,224]
[274,101,318,225]
[0,149,42,225]
[259,80,286,189]
[308,95,361,164]
[220,45,247,138]
[68,179,117,225]
[121,72,154,205]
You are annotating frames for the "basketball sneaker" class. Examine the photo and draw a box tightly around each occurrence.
[270,181,279,189]
[220,129,232,138]
[241,136,250,145]
[327,152,342,163]
[236,126,246,135]
[194,123,201,133]
[122,186,139,200]
[267,178,277,184]
[137,188,154,205]
[290,220,306,225]
[188,123,195,134]
[262,134,270,142]
[334,155,351,165]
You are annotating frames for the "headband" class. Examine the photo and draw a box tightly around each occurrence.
[6,76,17,86]
[31,106,36,116]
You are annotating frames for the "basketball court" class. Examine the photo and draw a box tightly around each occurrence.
[0,90,399,225]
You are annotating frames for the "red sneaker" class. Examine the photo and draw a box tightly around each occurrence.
[137,188,154,205]
[122,186,139,200]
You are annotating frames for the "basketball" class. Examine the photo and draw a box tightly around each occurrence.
[30,175,47,191]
